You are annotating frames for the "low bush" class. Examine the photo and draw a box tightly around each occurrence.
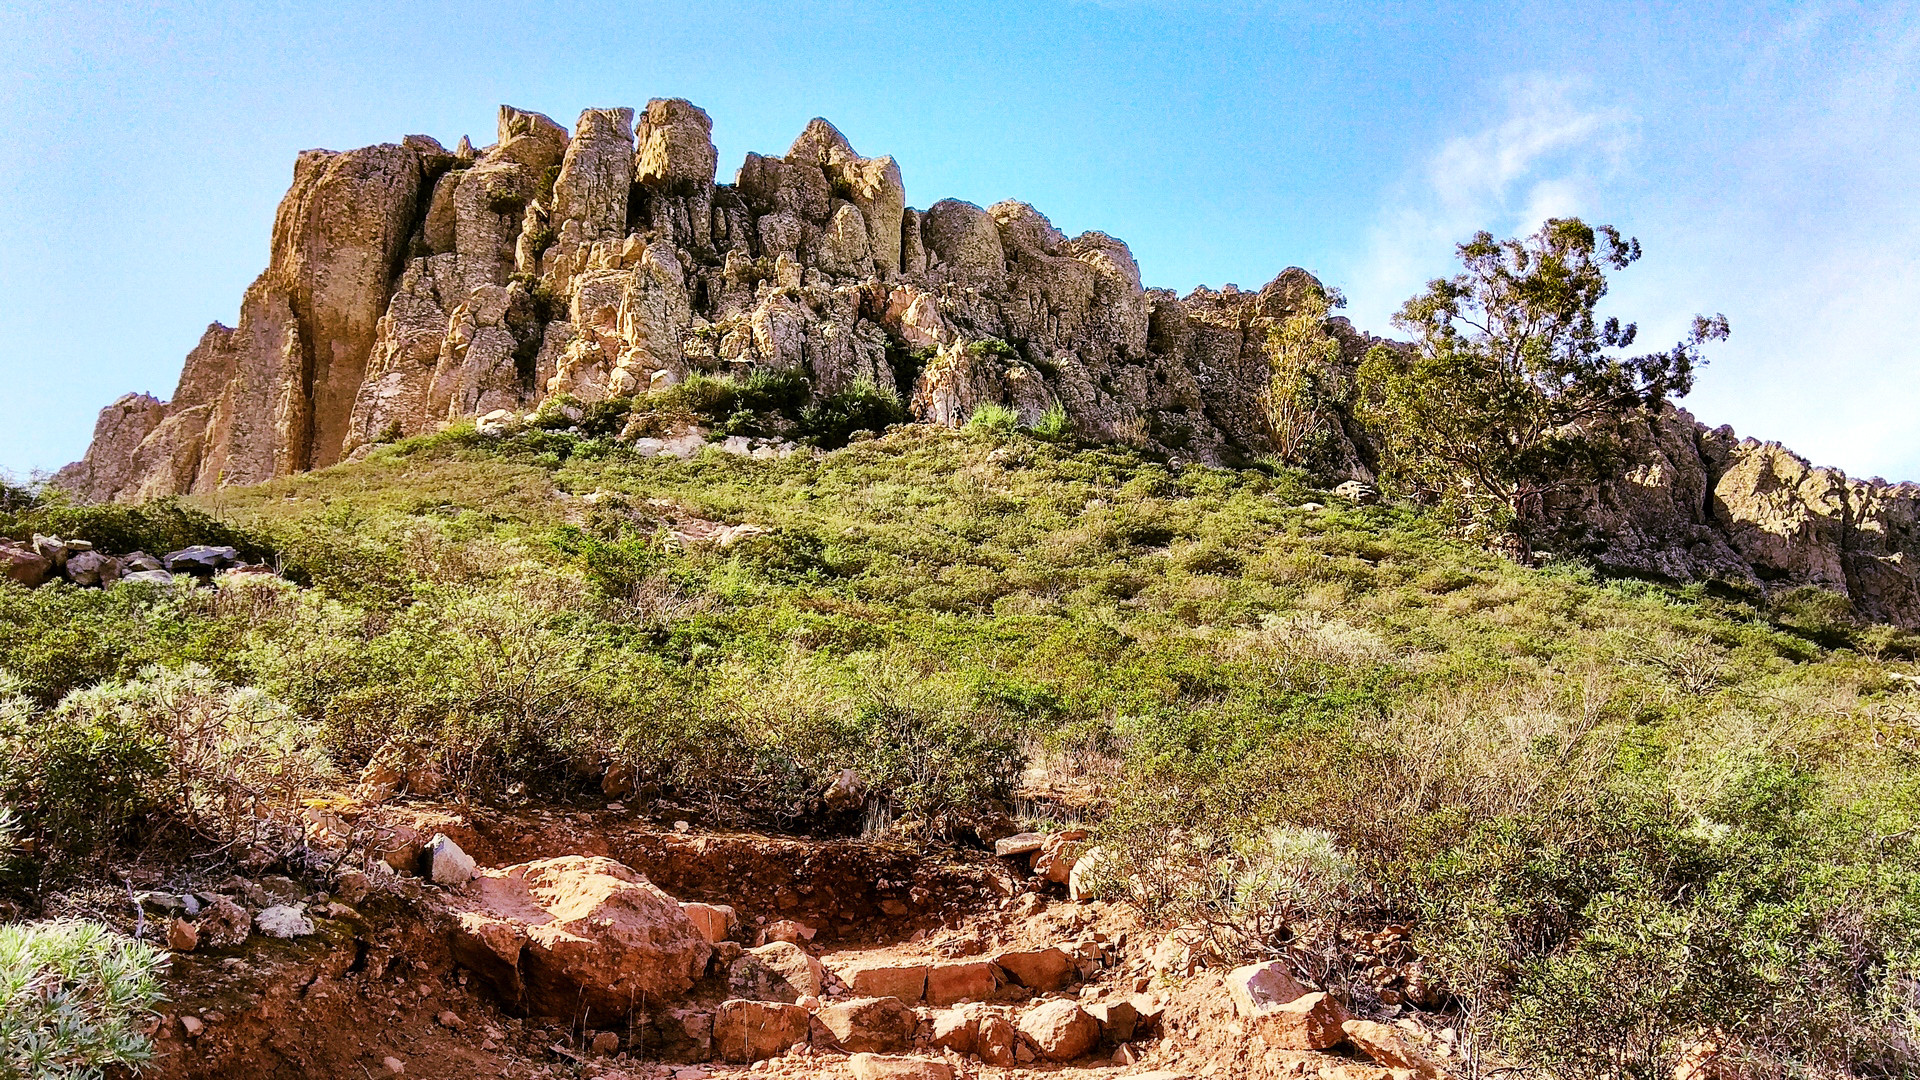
[965,403,1021,434]
[0,919,166,1080]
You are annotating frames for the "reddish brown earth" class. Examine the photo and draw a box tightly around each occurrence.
[114,802,1459,1080]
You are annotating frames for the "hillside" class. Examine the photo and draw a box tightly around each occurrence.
[48,99,1920,627]
[3,419,1919,1079]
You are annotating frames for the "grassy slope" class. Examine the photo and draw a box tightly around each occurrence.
[4,421,1918,1076]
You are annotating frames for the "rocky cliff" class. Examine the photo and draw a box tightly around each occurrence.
[54,99,1920,627]
[58,101,1305,502]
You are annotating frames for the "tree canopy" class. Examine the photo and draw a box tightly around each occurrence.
[1357,218,1728,541]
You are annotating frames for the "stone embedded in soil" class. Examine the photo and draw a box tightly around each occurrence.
[923,959,999,1005]
[681,901,736,943]
[1343,1018,1442,1077]
[450,854,711,1018]
[1019,998,1100,1061]
[168,917,198,952]
[1249,990,1350,1050]
[839,960,928,1002]
[426,833,476,885]
[848,1052,956,1080]
[713,999,809,1062]
[994,947,1075,992]
[994,833,1044,857]
[254,904,315,938]
[198,895,251,949]
[810,995,917,1053]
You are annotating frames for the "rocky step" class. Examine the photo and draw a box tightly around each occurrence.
[824,941,1112,1005]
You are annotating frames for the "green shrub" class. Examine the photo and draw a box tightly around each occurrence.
[799,380,906,448]
[965,403,1021,435]
[0,919,166,1080]
[0,665,332,868]
[5,496,272,563]
[1031,401,1072,441]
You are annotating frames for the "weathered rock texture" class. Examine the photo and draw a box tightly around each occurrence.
[1545,406,1920,628]
[60,101,1323,502]
[56,100,1920,626]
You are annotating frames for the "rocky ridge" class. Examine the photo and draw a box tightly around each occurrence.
[53,99,1920,627]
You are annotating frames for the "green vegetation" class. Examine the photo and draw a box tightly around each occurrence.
[0,919,167,1079]
[1264,281,1350,469]
[0,227,1913,1076]
[1357,218,1730,543]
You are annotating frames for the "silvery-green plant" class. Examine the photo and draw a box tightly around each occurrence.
[0,919,166,1079]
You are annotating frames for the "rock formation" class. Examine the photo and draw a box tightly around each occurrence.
[1546,406,1920,627]
[53,99,1920,627]
[59,100,1312,505]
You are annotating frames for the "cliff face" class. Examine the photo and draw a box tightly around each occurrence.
[58,101,1310,504]
[54,99,1920,627]
[1548,407,1920,627]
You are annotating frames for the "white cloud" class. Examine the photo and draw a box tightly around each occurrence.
[1341,76,1636,331]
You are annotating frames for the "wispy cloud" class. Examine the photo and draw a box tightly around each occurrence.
[1342,76,1636,330]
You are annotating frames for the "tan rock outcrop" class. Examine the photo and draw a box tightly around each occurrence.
[58,100,1920,634]
[450,855,711,1019]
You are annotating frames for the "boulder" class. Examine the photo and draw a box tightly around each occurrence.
[0,542,52,587]
[62,550,120,587]
[1085,1000,1139,1042]
[976,1013,1018,1065]
[994,947,1075,992]
[681,901,736,944]
[30,534,69,569]
[810,995,917,1053]
[450,855,711,1018]
[728,942,821,1003]
[1067,844,1112,901]
[751,941,824,998]
[121,551,163,572]
[198,895,250,949]
[1018,999,1100,1061]
[425,833,475,886]
[1031,832,1083,884]
[1248,990,1349,1050]
[712,999,808,1062]
[848,1053,955,1080]
[1342,1019,1441,1077]
[164,546,241,575]
[643,1006,715,1063]
[117,569,175,586]
[928,1008,978,1054]
[1225,960,1308,1017]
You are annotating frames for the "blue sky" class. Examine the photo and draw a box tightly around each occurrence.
[3,1,1916,482]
